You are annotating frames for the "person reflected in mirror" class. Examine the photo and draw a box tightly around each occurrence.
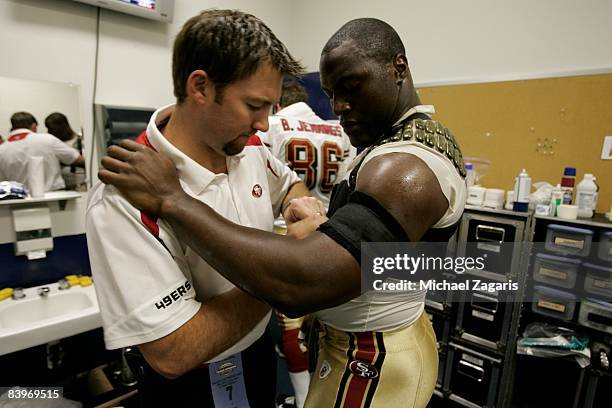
[0,111,84,192]
[45,112,86,190]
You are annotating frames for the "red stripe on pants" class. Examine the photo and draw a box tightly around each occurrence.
[343,332,376,408]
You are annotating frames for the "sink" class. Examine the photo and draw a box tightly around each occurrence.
[0,281,102,356]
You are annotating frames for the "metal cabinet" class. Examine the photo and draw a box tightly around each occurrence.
[457,212,527,280]
[445,342,502,408]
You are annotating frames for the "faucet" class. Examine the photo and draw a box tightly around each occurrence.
[37,287,51,297]
[57,279,70,290]
[11,287,25,300]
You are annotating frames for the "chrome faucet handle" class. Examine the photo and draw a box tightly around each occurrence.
[601,350,610,370]
[57,279,70,290]
[37,287,51,297]
[12,287,25,300]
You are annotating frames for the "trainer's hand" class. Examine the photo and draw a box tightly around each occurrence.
[284,197,327,225]
[286,214,328,240]
[99,139,185,216]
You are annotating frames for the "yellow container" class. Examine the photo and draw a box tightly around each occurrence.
[0,288,14,302]
[79,276,93,287]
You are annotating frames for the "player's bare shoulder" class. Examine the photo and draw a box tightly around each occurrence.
[356,152,448,240]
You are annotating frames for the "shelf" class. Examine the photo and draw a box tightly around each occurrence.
[465,204,531,219]
[535,213,612,230]
[0,191,81,207]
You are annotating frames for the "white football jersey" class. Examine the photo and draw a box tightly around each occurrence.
[258,102,354,206]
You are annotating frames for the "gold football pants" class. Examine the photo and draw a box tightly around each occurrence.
[305,311,438,408]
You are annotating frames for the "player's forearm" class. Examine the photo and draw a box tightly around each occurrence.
[141,288,269,379]
[160,192,361,316]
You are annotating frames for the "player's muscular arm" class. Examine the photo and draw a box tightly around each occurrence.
[355,153,448,241]
[139,287,269,379]
[100,141,447,316]
[157,153,447,316]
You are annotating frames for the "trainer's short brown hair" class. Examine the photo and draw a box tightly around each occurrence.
[173,9,303,104]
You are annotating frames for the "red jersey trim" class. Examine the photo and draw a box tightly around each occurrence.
[135,131,157,151]
[246,134,262,146]
[8,133,29,142]
[134,132,160,237]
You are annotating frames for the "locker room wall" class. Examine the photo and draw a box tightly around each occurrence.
[417,73,612,213]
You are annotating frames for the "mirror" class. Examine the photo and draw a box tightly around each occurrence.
[0,76,86,191]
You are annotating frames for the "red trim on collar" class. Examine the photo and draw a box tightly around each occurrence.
[8,133,29,142]
[246,134,262,146]
[135,131,157,151]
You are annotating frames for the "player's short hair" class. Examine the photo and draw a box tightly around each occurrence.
[10,111,37,131]
[45,112,75,141]
[173,9,304,104]
[322,18,405,64]
[280,77,308,107]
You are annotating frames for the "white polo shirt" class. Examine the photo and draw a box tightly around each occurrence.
[0,129,79,191]
[86,105,301,362]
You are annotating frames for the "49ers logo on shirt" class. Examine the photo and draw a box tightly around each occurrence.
[252,184,263,198]
[349,360,379,379]
[154,280,192,310]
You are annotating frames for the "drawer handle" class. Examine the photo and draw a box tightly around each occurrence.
[476,225,505,243]
[471,292,498,314]
[458,360,484,382]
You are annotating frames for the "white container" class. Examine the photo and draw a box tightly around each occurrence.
[513,169,531,203]
[27,156,45,198]
[467,186,486,206]
[504,190,515,210]
[535,204,550,216]
[483,188,505,209]
[465,163,475,187]
[557,204,578,220]
[576,173,597,218]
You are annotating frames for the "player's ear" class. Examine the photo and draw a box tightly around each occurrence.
[392,54,409,84]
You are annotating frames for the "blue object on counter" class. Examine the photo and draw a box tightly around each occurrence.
[0,181,28,200]
[512,201,529,212]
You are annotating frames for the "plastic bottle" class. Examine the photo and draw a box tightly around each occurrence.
[576,173,597,218]
[560,166,576,204]
[512,169,531,212]
[593,176,599,210]
[504,191,515,210]
[465,163,475,187]
[549,184,564,217]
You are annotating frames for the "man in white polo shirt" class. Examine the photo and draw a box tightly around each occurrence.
[85,10,306,407]
[0,111,84,192]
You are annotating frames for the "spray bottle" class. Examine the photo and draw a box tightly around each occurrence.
[512,169,531,212]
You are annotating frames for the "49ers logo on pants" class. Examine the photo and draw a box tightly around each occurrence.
[252,184,263,197]
[349,360,379,379]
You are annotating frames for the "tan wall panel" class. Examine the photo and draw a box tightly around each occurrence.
[418,74,612,213]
